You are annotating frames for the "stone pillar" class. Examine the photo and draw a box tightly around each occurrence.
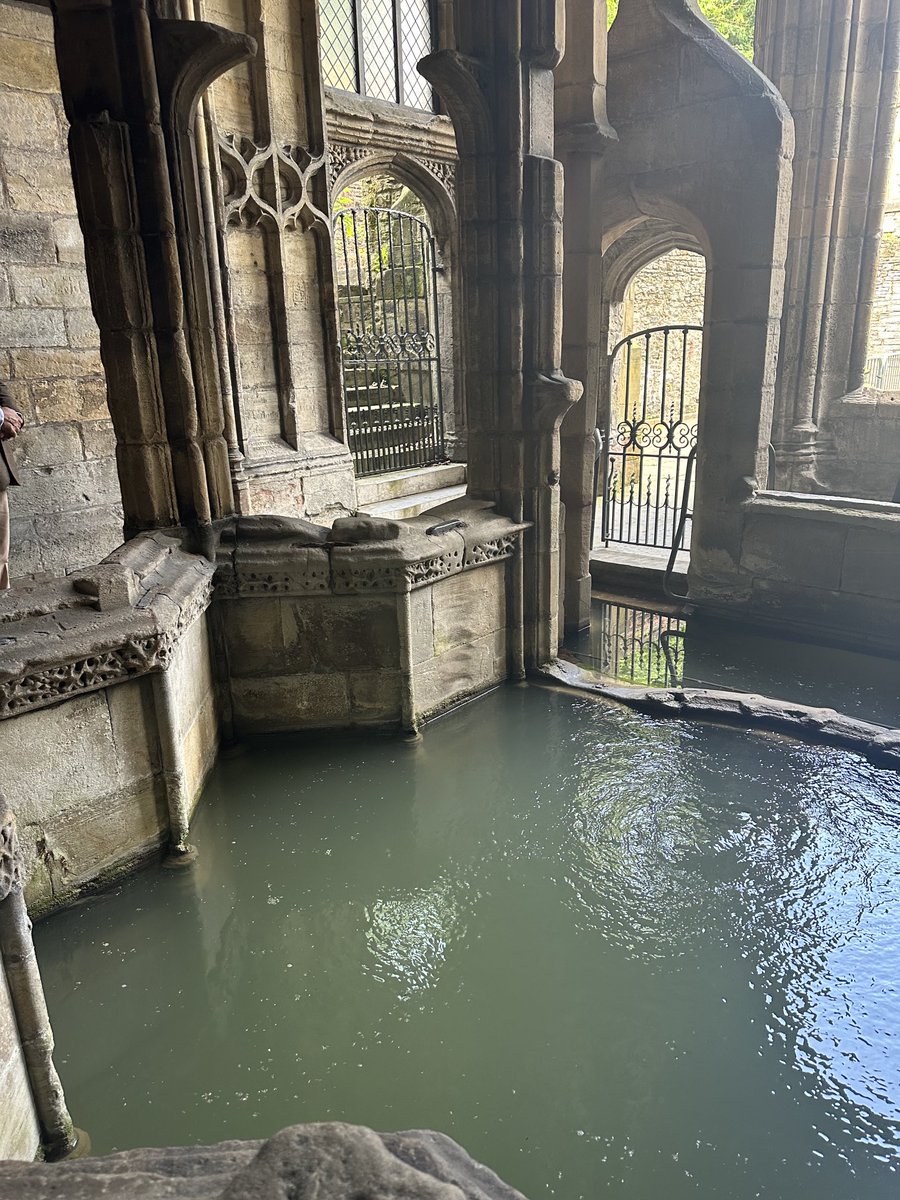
[556,0,617,635]
[756,0,900,487]
[421,0,581,669]
[0,801,78,1161]
[49,0,254,540]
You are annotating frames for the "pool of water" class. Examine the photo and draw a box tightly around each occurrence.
[36,685,900,1199]
[568,599,900,727]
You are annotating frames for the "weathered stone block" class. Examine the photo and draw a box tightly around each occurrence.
[0,92,61,150]
[347,670,403,724]
[230,673,350,732]
[0,216,54,264]
[282,596,400,672]
[4,153,78,216]
[0,35,59,94]
[9,265,91,308]
[841,527,900,598]
[413,630,507,721]
[431,564,506,655]
[741,516,847,590]
[220,597,287,676]
[0,308,66,347]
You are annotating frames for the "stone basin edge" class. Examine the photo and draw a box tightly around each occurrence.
[537,658,900,772]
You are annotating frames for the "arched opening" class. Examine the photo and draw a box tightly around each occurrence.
[332,172,454,477]
[597,246,707,561]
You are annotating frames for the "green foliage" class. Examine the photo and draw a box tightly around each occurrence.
[606,0,756,59]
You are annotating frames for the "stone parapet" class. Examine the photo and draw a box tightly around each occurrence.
[0,532,215,721]
[217,500,526,734]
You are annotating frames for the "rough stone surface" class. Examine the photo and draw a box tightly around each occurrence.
[543,659,900,772]
[0,1124,529,1200]
[0,3,122,580]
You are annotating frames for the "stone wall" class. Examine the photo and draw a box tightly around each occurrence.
[218,505,521,735]
[0,962,39,1161]
[868,204,900,365]
[623,248,705,335]
[0,1,123,582]
[0,535,221,916]
[699,494,900,654]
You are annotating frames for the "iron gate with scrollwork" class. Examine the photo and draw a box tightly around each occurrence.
[334,205,446,477]
[601,324,703,549]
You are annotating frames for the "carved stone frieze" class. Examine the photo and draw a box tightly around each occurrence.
[219,134,329,231]
[467,535,518,565]
[0,540,216,721]
[327,140,370,187]
[421,157,457,201]
[0,802,21,902]
[0,636,165,720]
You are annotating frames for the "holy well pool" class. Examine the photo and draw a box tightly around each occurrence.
[36,686,900,1199]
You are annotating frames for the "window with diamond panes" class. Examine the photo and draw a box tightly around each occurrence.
[319,0,436,110]
[320,0,358,92]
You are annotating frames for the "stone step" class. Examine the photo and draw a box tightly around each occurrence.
[590,543,690,599]
[355,462,466,506]
[359,483,467,520]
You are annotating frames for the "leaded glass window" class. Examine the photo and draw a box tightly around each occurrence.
[320,0,436,111]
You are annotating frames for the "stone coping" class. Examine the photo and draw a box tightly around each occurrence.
[540,658,900,772]
[748,491,900,527]
[217,501,527,597]
[0,533,215,721]
[0,503,527,719]
[0,1122,527,1200]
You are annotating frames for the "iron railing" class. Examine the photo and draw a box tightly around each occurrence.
[334,205,446,477]
[864,352,900,392]
[601,324,703,549]
[320,0,435,111]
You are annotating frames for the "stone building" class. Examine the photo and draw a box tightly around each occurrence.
[0,0,898,1193]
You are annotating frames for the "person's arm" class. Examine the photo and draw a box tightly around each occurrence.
[0,381,24,438]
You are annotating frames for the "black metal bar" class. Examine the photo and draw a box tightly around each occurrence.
[393,0,405,106]
[353,0,366,95]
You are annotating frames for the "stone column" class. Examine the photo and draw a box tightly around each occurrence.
[556,0,617,635]
[0,800,78,1162]
[421,0,581,669]
[50,0,253,540]
[756,0,900,487]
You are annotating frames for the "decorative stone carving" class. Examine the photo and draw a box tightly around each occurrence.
[327,140,370,187]
[0,801,21,903]
[421,156,457,201]
[0,637,165,719]
[219,134,329,232]
[467,535,519,565]
[0,538,216,720]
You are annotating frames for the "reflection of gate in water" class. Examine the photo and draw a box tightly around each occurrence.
[334,205,446,477]
[602,325,703,549]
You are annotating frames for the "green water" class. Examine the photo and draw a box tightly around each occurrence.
[36,686,900,1199]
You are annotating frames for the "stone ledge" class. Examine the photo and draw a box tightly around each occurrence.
[0,1123,528,1200]
[541,658,900,771]
[0,533,215,720]
[216,501,528,598]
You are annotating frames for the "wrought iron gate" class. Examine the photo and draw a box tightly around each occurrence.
[601,324,703,549]
[334,205,446,477]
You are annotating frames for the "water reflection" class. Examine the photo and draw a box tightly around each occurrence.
[567,599,900,726]
[35,688,900,1200]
